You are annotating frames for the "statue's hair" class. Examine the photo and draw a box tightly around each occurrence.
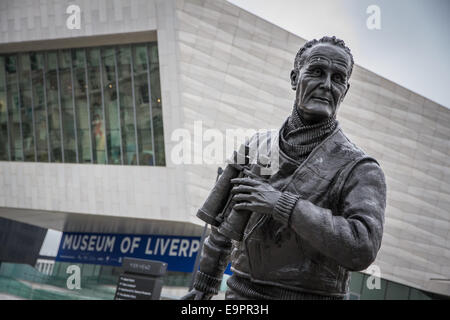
[294,36,354,77]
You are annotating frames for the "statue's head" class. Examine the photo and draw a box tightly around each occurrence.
[290,36,354,124]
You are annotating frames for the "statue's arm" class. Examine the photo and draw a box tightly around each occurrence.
[281,160,387,271]
[191,226,232,296]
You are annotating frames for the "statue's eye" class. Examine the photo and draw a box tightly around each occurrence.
[312,68,322,76]
[333,73,345,83]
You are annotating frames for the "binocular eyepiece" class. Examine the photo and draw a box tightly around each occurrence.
[196,148,271,242]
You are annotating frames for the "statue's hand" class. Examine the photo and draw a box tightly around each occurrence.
[231,177,282,216]
[180,289,213,300]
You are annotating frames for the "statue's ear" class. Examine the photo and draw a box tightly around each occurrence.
[339,82,350,103]
[343,82,350,98]
[290,69,298,91]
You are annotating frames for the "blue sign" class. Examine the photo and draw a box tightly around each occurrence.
[56,232,201,273]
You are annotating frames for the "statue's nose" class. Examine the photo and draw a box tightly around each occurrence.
[320,73,332,91]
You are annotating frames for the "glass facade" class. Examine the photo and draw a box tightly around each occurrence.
[348,272,434,300]
[0,42,165,166]
[0,262,441,300]
[0,261,192,300]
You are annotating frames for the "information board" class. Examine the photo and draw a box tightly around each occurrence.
[56,232,201,273]
[114,258,166,300]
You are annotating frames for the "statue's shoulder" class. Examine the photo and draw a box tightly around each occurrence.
[329,128,384,177]
[328,127,371,160]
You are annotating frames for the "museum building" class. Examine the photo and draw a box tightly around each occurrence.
[0,0,449,299]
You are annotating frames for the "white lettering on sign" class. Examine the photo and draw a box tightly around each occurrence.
[130,237,141,254]
[62,234,115,253]
[143,238,200,257]
[179,239,190,257]
[80,235,88,250]
[105,236,115,253]
[145,238,153,254]
[62,234,73,250]
[189,240,200,257]
[61,234,201,258]
[88,235,96,251]
[159,238,170,256]
[120,237,131,253]
[169,239,180,256]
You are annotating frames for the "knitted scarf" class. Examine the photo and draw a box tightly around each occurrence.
[280,105,338,163]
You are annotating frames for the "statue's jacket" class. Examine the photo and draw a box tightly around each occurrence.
[195,123,387,298]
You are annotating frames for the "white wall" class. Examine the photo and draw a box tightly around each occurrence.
[0,0,191,224]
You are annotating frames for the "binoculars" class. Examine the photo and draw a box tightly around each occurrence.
[196,148,271,242]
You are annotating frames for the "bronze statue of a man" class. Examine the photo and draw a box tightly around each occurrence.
[183,36,387,300]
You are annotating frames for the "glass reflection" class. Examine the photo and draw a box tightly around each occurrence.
[117,46,137,165]
[148,43,166,166]
[101,47,121,165]
[59,50,76,163]
[19,53,35,162]
[87,48,107,164]
[6,55,23,161]
[46,51,63,162]
[0,57,9,160]
[134,44,154,166]
[73,49,91,163]
[0,42,165,166]
[31,52,49,162]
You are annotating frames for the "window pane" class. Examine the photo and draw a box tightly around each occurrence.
[133,44,154,166]
[87,48,106,164]
[117,46,137,165]
[73,49,91,163]
[18,53,35,161]
[101,47,121,165]
[1,41,165,167]
[349,272,364,295]
[31,52,49,162]
[0,56,9,160]
[409,288,432,300]
[148,43,165,166]
[385,281,409,300]
[46,51,62,162]
[6,55,23,161]
[59,50,77,163]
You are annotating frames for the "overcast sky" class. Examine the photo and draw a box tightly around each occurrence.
[228,0,450,109]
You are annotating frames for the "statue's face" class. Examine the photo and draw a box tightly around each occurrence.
[290,43,351,124]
